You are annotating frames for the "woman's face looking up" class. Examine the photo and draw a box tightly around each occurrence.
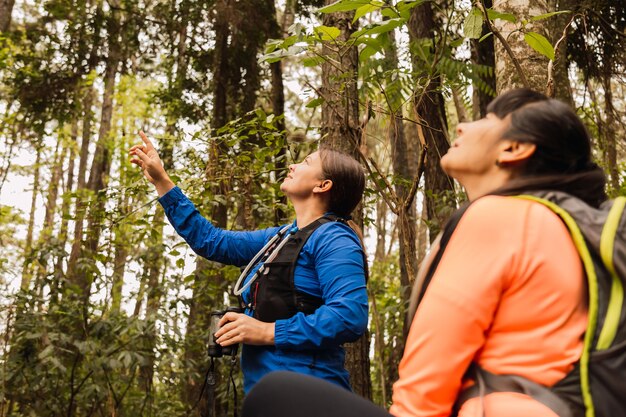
[440,113,511,182]
[280,151,325,200]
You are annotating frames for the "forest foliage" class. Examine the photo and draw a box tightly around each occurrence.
[0,0,624,416]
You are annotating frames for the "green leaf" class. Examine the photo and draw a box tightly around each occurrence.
[314,25,342,41]
[351,18,404,38]
[530,10,570,21]
[486,9,517,23]
[524,31,555,60]
[381,7,399,18]
[360,45,378,62]
[318,0,372,14]
[302,55,327,67]
[396,0,426,13]
[305,98,325,108]
[463,8,484,39]
[353,2,384,23]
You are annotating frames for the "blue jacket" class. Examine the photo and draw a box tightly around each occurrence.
[159,187,368,392]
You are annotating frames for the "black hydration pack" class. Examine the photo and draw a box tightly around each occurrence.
[419,191,626,417]
[247,215,349,323]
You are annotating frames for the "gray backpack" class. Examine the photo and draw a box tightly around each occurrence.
[427,191,626,417]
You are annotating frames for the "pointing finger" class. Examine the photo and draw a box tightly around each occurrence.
[139,131,155,151]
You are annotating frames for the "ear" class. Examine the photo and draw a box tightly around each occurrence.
[313,179,333,194]
[498,140,536,165]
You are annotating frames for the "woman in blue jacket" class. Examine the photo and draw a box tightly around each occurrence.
[130,132,368,393]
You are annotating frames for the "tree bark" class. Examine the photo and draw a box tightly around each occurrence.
[493,0,552,92]
[547,0,574,104]
[270,0,288,224]
[19,144,42,292]
[52,119,77,305]
[0,0,15,32]
[602,69,619,192]
[471,0,496,119]
[320,1,372,399]
[183,2,230,414]
[408,2,455,240]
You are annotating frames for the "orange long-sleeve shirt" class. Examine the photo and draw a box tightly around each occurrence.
[390,196,587,417]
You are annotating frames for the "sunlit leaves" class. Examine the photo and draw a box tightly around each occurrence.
[463,8,484,39]
[318,0,373,13]
[314,25,342,41]
[530,10,570,21]
[524,31,555,60]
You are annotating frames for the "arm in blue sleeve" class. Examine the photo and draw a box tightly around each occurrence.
[273,224,368,350]
[158,186,281,266]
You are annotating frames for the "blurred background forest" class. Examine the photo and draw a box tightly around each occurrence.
[0,0,624,416]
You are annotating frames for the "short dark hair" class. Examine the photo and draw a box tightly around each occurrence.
[488,88,606,207]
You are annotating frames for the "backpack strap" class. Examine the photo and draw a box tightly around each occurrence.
[597,196,626,349]
[456,364,576,417]
[516,195,598,417]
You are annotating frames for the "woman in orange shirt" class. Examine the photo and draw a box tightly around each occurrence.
[242,89,607,417]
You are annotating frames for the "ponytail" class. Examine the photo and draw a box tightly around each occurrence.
[346,218,369,282]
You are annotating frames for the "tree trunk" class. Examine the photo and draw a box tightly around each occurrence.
[602,70,619,192]
[493,0,552,92]
[320,1,371,399]
[64,0,103,284]
[471,0,496,119]
[183,3,230,414]
[19,144,42,292]
[66,88,95,279]
[382,28,419,351]
[110,187,130,314]
[52,119,77,305]
[374,199,388,262]
[408,2,455,240]
[31,139,64,294]
[0,0,15,32]
[138,8,185,394]
[68,0,121,308]
[270,0,288,224]
[547,0,574,104]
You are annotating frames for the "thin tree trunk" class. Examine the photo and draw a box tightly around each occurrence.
[471,0,496,119]
[52,121,77,305]
[270,0,292,224]
[374,199,387,262]
[183,3,229,414]
[32,139,64,293]
[547,0,574,105]
[0,0,15,32]
[408,2,455,240]
[320,1,371,399]
[20,144,42,292]
[66,88,95,284]
[110,191,129,314]
[602,71,619,192]
[0,104,17,193]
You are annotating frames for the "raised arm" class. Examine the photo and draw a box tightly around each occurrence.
[129,131,176,197]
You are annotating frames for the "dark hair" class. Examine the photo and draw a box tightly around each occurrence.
[318,147,365,218]
[488,88,606,207]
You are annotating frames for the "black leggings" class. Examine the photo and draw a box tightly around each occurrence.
[242,371,393,417]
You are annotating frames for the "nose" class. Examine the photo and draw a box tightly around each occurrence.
[289,163,296,171]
